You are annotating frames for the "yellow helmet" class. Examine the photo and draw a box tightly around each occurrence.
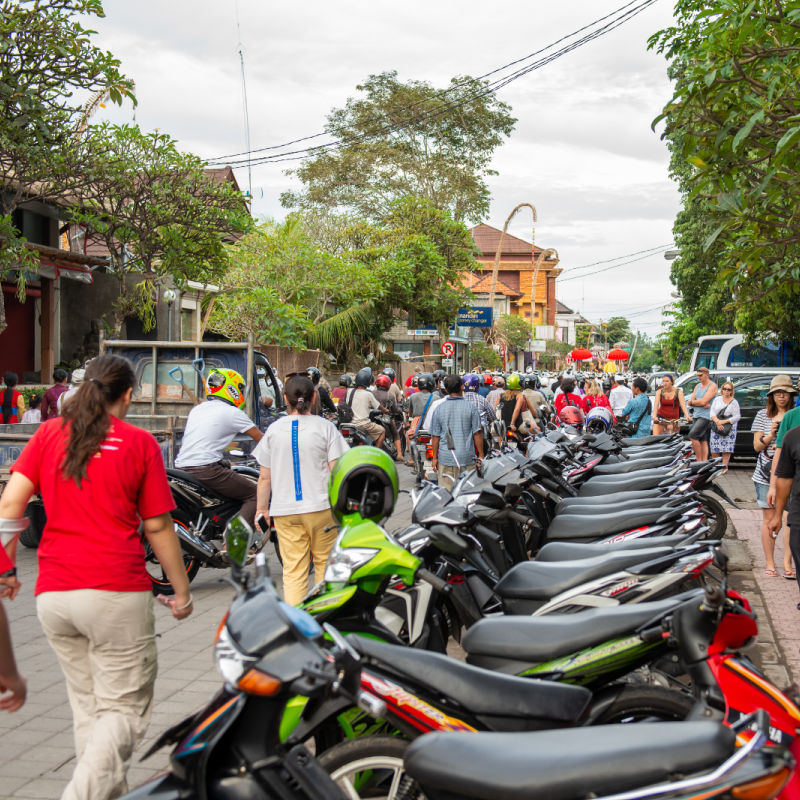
[205,368,246,409]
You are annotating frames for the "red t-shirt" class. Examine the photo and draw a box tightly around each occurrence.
[0,544,12,573]
[583,393,615,419]
[12,417,175,595]
[554,392,583,415]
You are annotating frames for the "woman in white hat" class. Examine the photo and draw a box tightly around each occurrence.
[752,374,797,577]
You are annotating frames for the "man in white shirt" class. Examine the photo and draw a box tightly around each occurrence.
[609,375,634,418]
[175,368,262,522]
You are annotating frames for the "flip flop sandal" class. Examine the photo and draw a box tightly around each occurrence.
[765,568,779,576]
[784,571,796,580]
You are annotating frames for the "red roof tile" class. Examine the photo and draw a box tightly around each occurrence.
[470,223,546,258]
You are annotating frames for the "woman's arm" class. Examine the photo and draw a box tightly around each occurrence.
[728,399,742,425]
[142,513,193,619]
[256,466,271,524]
[678,389,691,418]
[0,601,25,712]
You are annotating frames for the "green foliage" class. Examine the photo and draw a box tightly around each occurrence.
[495,314,531,350]
[575,323,594,347]
[0,0,134,333]
[630,332,665,372]
[281,70,516,223]
[604,317,632,346]
[650,1,800,339]
[215,198,477,364]
[470,341,502,371]
[68,123,252,334]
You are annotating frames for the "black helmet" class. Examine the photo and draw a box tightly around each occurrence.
[306,366,321,385]
[339,374,353,387]
[355,367,373,388]
[521,375,537,390]
[417,372,435,391]
[432,369,446,384]
[382,367,396,382]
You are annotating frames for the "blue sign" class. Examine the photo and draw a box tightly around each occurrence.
[456,306,493,328]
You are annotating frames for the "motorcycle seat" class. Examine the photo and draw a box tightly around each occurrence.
[347,636,590,724]
[592,456,677,474]
[536,535,692,561]
[619,433,679,446]
[404,721,734,800]
[555,496,686,516]
[577,471,689,497]
[547,506,678,539]
[166,468,231,501]
[557,488,671,507]
[495,547,674,601]
[462,596,687,663]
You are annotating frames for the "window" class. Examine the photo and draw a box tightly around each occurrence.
[138,361,199,401]
[727,342,800,368]
[732,381,771,410]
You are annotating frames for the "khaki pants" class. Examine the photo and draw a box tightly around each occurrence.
[438,463,462,489]
[274,508,338,605]
[37,590,157,800]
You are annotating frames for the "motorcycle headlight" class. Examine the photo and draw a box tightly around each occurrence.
[214,625,256,687]
[324,547,379,584]
[453,492,481,508]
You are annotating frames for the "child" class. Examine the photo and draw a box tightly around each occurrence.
[21,393,41,424]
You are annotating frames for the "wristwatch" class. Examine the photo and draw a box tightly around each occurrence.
[0,567,17,578]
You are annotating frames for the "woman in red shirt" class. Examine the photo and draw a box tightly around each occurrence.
[553,377,583,415]
[0,371,25,423]
[0,355,192,800]
[582,379,616,420]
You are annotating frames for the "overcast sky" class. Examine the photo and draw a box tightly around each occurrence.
[93,0,680,338]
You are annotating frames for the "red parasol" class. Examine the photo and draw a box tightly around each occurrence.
[607,348,630,361]
[570,347,593,361]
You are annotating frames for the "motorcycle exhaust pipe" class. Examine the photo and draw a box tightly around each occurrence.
[175,524,217,560]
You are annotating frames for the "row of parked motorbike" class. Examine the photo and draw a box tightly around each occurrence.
[122,422,800,800]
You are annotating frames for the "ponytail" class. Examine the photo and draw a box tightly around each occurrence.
[2,372,18,423]
[285,375,314,413]
[60,355,136,486]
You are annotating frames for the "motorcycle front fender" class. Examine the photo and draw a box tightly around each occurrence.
[709,481,740,509]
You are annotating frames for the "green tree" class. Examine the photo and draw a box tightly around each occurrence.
[281,71,516,223]
[470,341,502,371]
[0,0,133,333]
[68,123,252,335]
[649,1,800,339]
[604,317,632,347]
[494,314,530,351]
[575,323,594,347]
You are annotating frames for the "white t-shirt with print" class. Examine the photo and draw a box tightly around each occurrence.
[175,399,256,468]
[253,413,348,516]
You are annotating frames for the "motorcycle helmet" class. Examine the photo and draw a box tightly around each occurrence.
[339,374,353,387]
[558,406,586,428]
[206,368,246,409]
[521,375,537,390]
[375,374,391,390]
[462,373,480,393]
[417,372,435,392]
[432,369,446,385]
[506,373,521,391]
[306,366,321,386]
[493,375,505,388]
[585,406,614,433]
[382,367,396,382]
[355,367,373,388]
[484,374,494,385]
[329,446,398,523]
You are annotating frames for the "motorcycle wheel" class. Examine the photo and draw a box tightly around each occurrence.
[382,440,398,460]
[590,684,693,724]
[699,492,728,539]
[20,501,46,548]
[320,736,420,800]
[144,511,201,595]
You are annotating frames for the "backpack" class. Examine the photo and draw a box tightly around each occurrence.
[337,388,356,424]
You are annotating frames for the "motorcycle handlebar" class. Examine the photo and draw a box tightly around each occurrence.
[416,568,451,594]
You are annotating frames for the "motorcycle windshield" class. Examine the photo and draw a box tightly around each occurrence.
[412,484,455,525]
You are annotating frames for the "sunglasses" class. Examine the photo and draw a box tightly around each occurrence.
[721,388,733,392]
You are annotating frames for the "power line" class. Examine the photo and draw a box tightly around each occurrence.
[205,0,659,168]
[559,248,670,283]
[562,243,674,274]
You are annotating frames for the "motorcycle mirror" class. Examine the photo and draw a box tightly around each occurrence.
[225,516,254,579]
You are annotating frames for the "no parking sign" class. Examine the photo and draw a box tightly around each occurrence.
[441,341,455,357]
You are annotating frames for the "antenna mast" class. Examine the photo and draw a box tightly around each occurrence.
[235,0,252,200]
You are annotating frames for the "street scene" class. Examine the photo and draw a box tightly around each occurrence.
[3,1,800,800]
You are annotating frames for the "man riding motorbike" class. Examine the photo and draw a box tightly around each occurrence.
[351,368,387,450]
[306,366,336,415]
[374,374,403,458]
[174,368,262,523]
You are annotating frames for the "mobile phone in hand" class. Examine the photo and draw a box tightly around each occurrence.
[255,514,269,534]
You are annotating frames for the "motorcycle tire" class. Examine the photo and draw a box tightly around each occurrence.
[319,736,418,799]
[589,684,693,724]
[21,501,46,548]
[144,511,201,595]
[699,492,728,539]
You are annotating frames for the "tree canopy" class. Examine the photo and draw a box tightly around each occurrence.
[281,70,516,224]
[211,198,478,364]
[650,0,800,342]
[0,0,134,333]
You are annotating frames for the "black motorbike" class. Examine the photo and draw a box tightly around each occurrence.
[339,409,400,460]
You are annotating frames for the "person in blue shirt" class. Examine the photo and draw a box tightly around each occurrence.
[620,376,652,439]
